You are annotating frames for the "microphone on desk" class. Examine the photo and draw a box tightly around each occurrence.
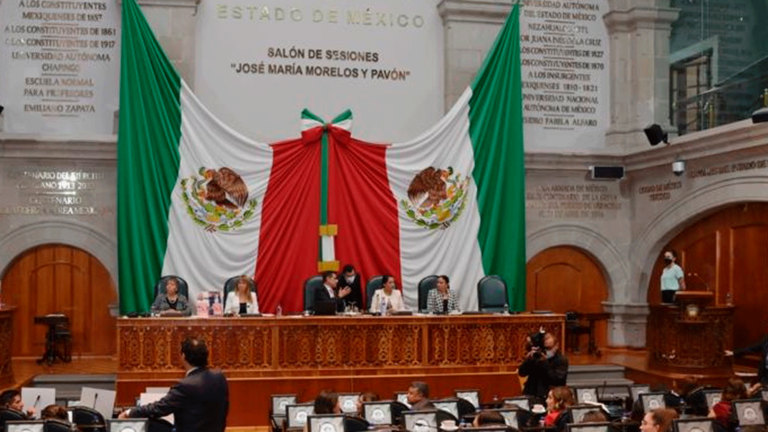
[686,273,710,291]
[598,380,608,401]
[92,393,98,410]
[33,395,41,409]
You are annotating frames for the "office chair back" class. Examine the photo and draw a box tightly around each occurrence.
[477,275,508,312]
[418,275,439,312]
[153,275,189,299]
[366,275,384,311]
[304,275,323,311]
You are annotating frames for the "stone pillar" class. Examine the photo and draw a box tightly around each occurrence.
[603,302,649,348]
[134,0,201,86]
[603,1,680,152]
[437,0,511,110]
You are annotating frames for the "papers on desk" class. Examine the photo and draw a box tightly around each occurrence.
[80,387,117,420]
[21,387,55,419]
[140,392,174,424]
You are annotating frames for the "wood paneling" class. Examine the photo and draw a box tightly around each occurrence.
[118,372,523,427]
[0,308,16,385]
[649,202,768,349]
[117,315,554,426]
[526,246,609,349]
[646,304,733,372]
[2,244,117,357]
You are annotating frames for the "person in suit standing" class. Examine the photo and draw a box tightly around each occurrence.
[314,271,352,312]
[119,337,229,432]
[337,265,363,310]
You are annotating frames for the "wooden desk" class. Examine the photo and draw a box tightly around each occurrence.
[583,312,610,355]
[647,304,733,372]
[0,307,16,386]
[117,313,564,426]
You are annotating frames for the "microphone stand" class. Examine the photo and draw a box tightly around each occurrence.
[685,273,710,291]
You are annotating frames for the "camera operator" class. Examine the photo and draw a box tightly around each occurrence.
[518,330,569,403]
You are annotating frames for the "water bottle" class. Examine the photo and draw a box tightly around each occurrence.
[276,304,283,317]
[503,303,509,315]
[379,294,387,316]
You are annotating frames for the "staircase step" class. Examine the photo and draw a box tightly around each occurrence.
[30,374,116,404]
[567,364,626,381]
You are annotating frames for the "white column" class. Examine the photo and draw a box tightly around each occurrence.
[437,0,511,111]
[603,1,680,152]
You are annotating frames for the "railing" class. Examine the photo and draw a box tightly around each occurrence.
[672,54,768,136]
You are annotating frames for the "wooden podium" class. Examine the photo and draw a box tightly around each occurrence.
[647,291,733,373]
[675,291,714,322]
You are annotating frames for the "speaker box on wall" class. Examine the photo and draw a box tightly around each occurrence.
[753,107,768,124]
[590,166,624,180]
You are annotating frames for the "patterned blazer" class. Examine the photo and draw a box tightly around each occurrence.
[150,293,191,316]
[426,288,459,314]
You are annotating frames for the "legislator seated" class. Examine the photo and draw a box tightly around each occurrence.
[314,271,352,313]
[426,275,459,314]
[151,276,191,316]
[369,275,406,314]
[223,275,260,315]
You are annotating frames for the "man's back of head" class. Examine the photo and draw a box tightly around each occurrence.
[181,337,208,368]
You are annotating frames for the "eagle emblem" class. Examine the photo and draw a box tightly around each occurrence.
[401,166,469,230]
[180,167,257,232]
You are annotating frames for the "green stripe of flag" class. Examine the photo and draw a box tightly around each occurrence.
[468,4,526,311]
[117,0,183,313]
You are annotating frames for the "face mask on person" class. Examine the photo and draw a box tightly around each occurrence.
[546,348,556,359]
[346,276,355,284]
[664,257,672,265]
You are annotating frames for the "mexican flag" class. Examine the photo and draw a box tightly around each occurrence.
[117,0,525,314]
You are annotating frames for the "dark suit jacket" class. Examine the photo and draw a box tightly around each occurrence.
[338,274,363,309]
[314,284,345,312]
[734,336,768,385]
[410,398,435,411]
[130,367,229,432]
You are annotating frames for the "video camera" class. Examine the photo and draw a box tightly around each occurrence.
[529,328,546,351]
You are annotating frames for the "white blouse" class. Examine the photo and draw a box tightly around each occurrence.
[224,291,259,314]
[369,289,406,313]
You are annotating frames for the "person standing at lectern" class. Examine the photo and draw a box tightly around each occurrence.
[337,265,363,310]
[660,250,686,304]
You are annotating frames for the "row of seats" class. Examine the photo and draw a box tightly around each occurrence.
[0,406,158,432]
[154,274,511,312]
[271,384,666,432]
[272,383,768,432]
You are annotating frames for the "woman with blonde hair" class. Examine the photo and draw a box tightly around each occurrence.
[224,275,259,315]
